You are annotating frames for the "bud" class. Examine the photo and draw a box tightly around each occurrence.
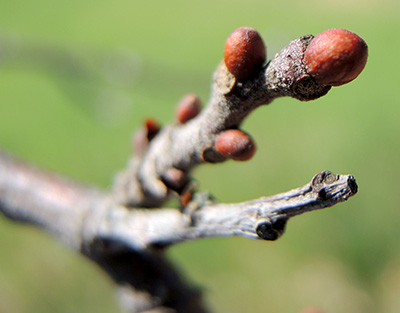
[304,29,368,86]
[176,94,202,124]
[224,27,266,79]
[214,129,256,161]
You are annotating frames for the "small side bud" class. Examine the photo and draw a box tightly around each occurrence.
[144,118,160,141]
[304,28,368,86]
[214,129,256,161]
[176,94,202,124]
[133,118,161,157]
[161,168,187,193]
[179,181,197,207]
[224,27,266,79]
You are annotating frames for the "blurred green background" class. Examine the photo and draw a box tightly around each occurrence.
[0,0,399,312]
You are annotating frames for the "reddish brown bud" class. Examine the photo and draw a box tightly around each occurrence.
[304,28,368,86]
[180,189,192,207]
[133,118,160,156]
[179,181,197,207]
[144,118,160,141]
[176,94,202,124]
[161,168,187,192]
[224,27,266,79]
[214,129,256,161]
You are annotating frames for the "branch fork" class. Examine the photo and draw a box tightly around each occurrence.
[0,26,367,312]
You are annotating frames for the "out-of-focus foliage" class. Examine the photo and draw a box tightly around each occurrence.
[0,1,399,312]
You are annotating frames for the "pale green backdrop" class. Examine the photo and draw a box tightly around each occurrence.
[0,1,399,312]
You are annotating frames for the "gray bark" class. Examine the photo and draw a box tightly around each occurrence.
[0,33,358,312]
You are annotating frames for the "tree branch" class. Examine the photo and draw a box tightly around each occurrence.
[0,149,357,312]
[92,170,357,250]
[0,149,357,250]
[0,149,209,313]
[0,149,103,249]
[113,35,333,208]
[0,27,366,312]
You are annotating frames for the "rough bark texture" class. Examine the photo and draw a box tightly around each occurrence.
[113,35,333,209]
[0,31,360,312]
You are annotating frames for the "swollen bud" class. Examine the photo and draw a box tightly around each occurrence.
[304,28,368,86]
[144,118,160,141]
[176,94,202,124]
[161,168,187,193]
[133,118,160,157]
[224,27,266,79]
[214,129,256,161]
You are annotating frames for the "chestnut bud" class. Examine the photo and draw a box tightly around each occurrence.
[304,28,368,86]
[144,118,160,141]
[161,168,187,193]
[133,118,160,157]
[176,94,202,124]
[224,27,266,79]
[214,129,256,161]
